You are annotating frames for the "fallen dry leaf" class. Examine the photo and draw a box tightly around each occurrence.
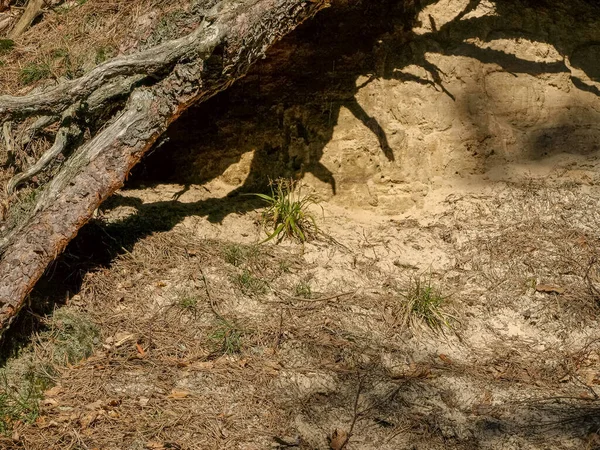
[190,361,214,370]
[44,386,63,397]
[535,284,565,295]
[136,343,146,356]
[167,389,191,399]
[329,428,348,450]
[114,332,135,347]
[80,411,99,429]
[439,354,452,364]
[41,399,58,408]
[85,400,103,411]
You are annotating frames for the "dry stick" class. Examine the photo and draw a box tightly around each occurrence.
[21,115,58,146]
[277,290,356,303]
[8,0,44,39]
[200,268,223,320]
[338,375,364,450]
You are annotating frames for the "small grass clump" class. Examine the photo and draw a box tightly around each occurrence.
[234,270,268,296]
[178,295,198,311]
[5,187,42,233]
[294,281,312,299]
[95,46,115,64]
[209,320,242,355]
[223,244,259,267]
[398,275,452,330]
[253,178,320,243]
[0,39,14,55]
[19,62,51,85]
[0,308,98,433]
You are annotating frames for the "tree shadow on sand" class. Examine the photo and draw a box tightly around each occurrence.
[30,0,600,328]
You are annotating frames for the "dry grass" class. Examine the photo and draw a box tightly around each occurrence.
[1,177,599,449]
[0,0,193,95]
[0,0,199,221]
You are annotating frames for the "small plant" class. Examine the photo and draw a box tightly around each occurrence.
[252,178,320,243]
[5,187,41,231]
[19,63,51,85]
[95,46,114,64]
[234,270,268,296]
[0,39,14,55]
[209,320,242,355]
[398,275,452,330]
[223,244,259,267]
[178,295,198,311]
[0,373,43,434]
[0,308,97,434]
[279,260,293,274]
[294,281,312,299]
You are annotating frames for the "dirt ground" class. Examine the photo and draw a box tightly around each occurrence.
[2,150,600,449]
[0,0,600,449]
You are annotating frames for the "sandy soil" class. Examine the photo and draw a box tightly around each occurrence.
[1,0,600,448]
[6,149,600,450]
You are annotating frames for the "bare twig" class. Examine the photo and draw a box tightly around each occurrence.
[21,115,59,146]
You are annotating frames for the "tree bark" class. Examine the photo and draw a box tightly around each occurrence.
[0,0,329,334]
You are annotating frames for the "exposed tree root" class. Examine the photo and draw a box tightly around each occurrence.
[0,0,329,334]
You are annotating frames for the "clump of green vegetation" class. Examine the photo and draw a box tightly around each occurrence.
[253,178,320,243]
[294,281,312,299]
[223,244,259,267]
[279,260,293,274]
[0,39,14,55]
[398,275,452,330]
[19,63,51,85]
[0,308,98,433]
[42,308,99,368]
[51,48,69,59]
[178,295,198,311]
[95,46,114,64]
[209,320,242,355]
[234,270,268,296]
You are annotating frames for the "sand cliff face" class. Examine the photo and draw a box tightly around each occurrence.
[143,0,600,214]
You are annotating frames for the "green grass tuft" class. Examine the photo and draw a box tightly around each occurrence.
[0,39,14,55]
[252,178,320,243]
[294,281,312,299]
[234,270,268,296]
[178,295,198,311]
[19,63,51,85]
[209,320,242,355]
[223,244,259,267]
[398,274,453,331]
[0,308,98,434]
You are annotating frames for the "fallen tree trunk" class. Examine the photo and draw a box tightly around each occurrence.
[0,0,329,333]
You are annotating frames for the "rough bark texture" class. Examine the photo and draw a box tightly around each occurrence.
[0,0,329,333]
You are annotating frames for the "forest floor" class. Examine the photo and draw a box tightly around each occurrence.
[1,151,600,449]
